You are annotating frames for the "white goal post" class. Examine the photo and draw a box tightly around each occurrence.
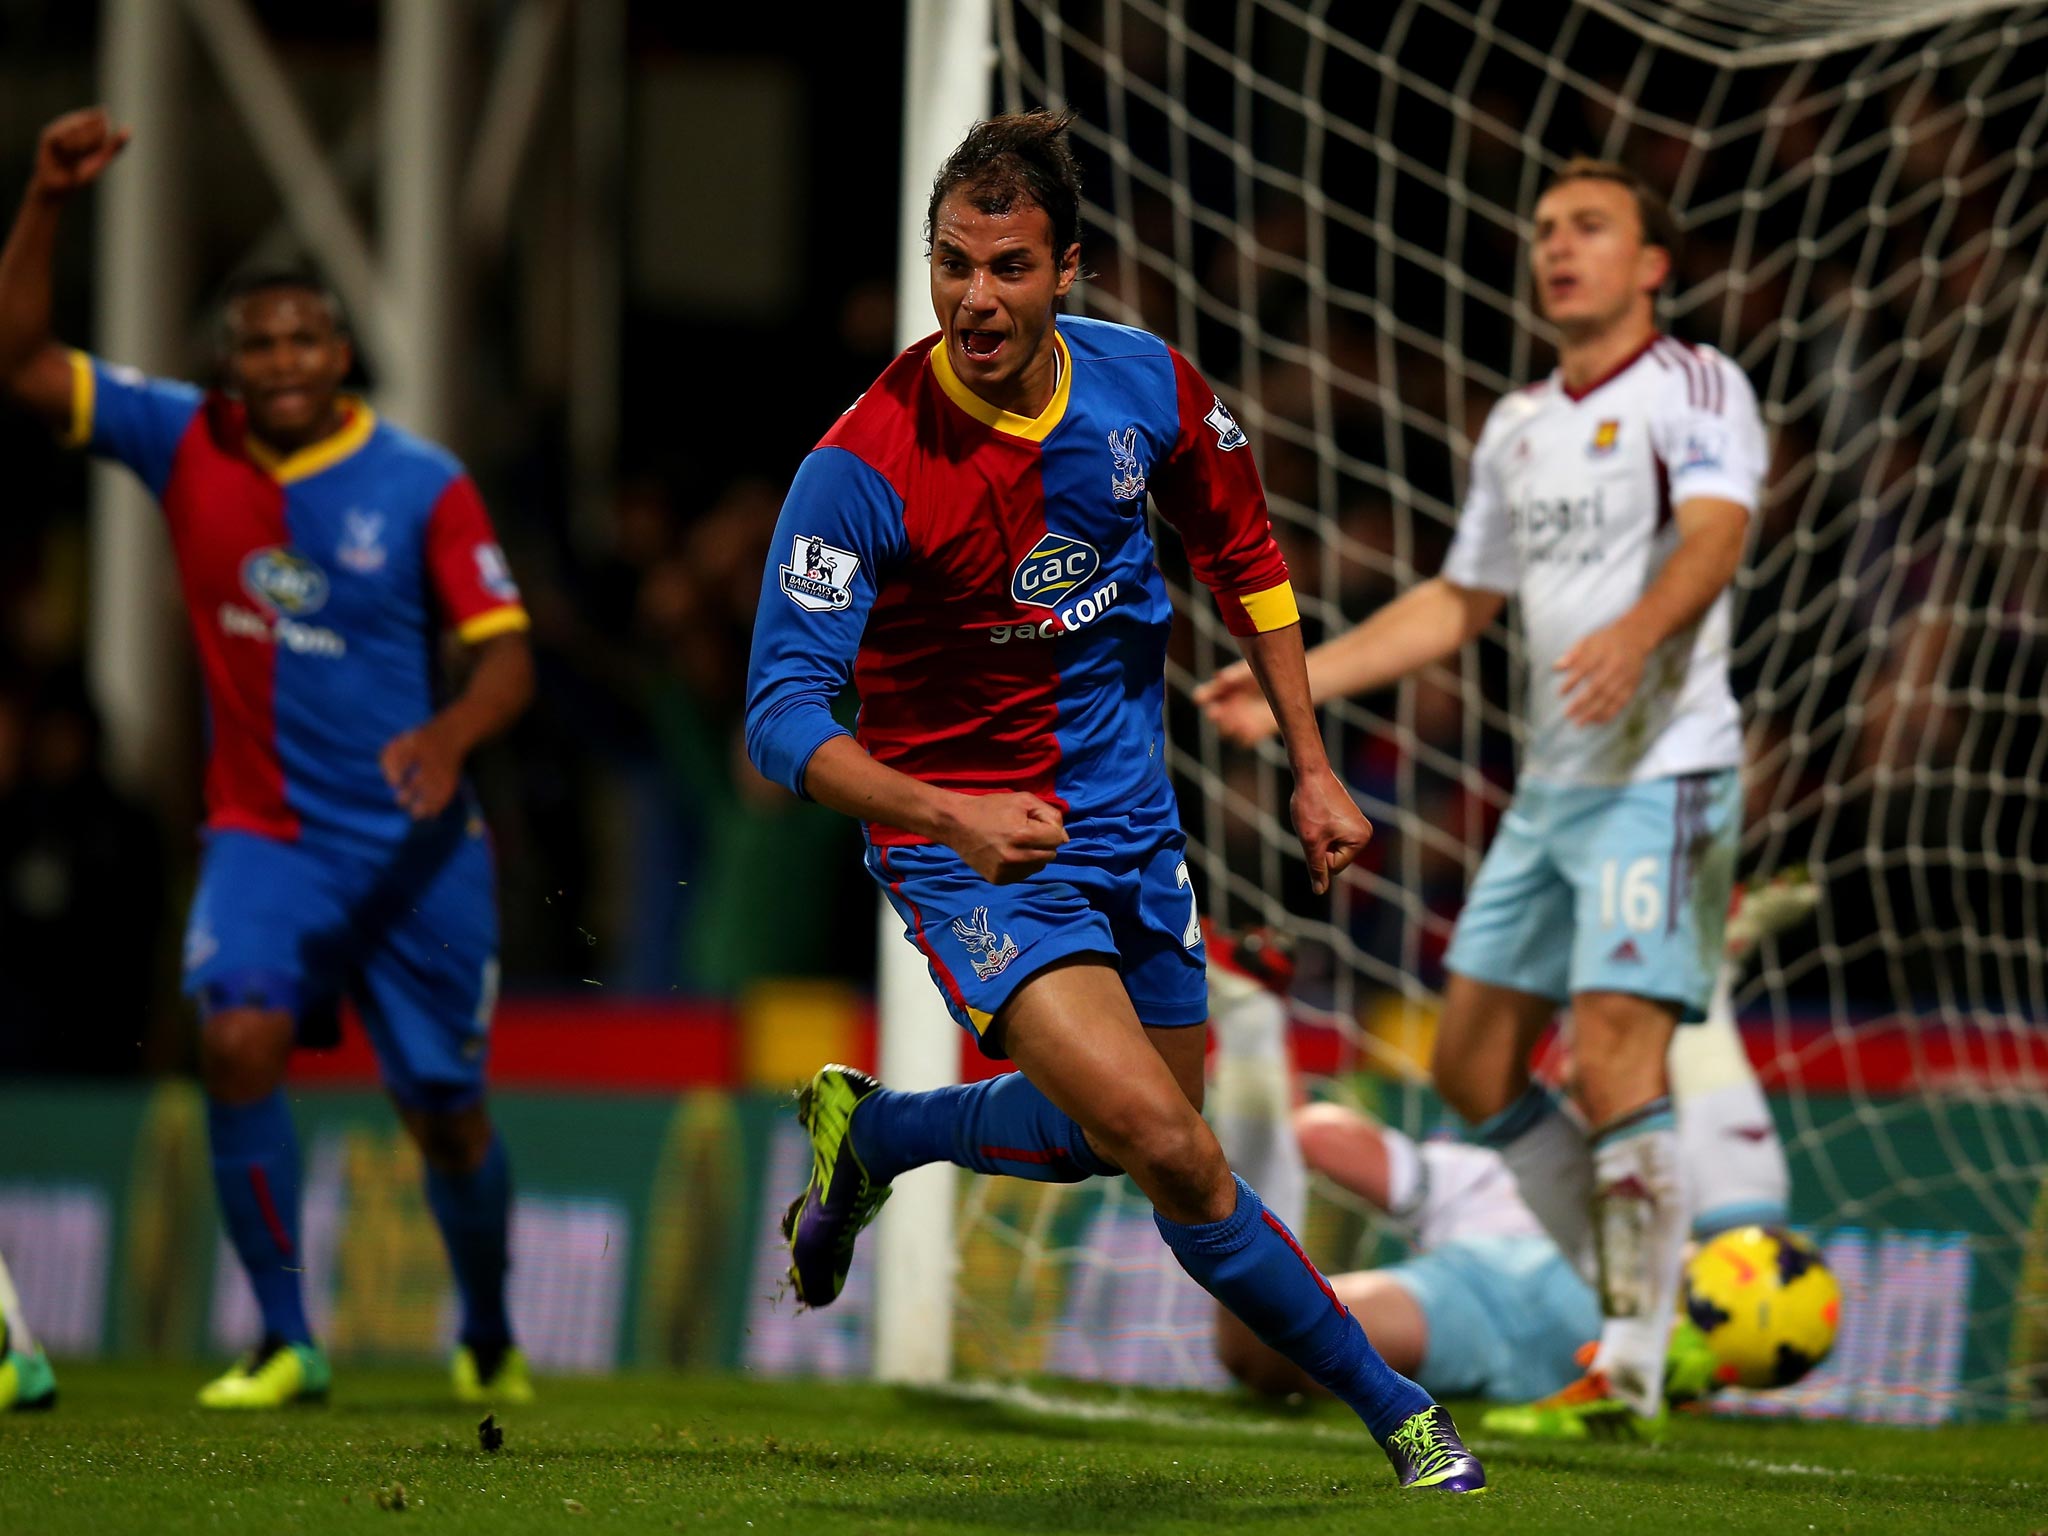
[871,0,995,1388]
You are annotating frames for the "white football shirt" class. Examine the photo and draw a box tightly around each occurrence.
[1443,335,1768,786]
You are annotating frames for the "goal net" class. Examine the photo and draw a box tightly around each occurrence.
[923,0,2048,1422]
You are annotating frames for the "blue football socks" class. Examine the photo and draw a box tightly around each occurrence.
[850,1073,1121,1185]
[423,1132,515,1352]
[1156,1175,1433,1442]
[207,1091,313,1346]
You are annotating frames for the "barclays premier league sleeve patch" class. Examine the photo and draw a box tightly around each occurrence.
[474,543,522,603]
[780,534,861,613]
[1205,396,1248,451]
[1680,426,1729,475]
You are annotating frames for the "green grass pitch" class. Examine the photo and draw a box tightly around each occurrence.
[3,1364,2043,1533]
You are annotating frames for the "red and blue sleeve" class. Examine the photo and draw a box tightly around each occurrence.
[745,445,908,799]
[67,349,203,497]
[1147,348,1298,636]
[424,472,530,644]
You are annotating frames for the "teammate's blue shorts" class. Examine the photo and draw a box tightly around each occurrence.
[869,834,1208,1056]
[1386,1234,1603,1404]
[181,812,500,1109]
[1444,769,1741,1022]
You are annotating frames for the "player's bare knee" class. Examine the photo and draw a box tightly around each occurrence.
[1571,991,1676,1126]
[1092,1111,1171,1176]
[1091,1090,1222,1201]
[1081,1081,1182,1162]
[1133,1120,1231,1215]
[199,1009,293,1105]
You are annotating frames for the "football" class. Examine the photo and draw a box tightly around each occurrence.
[1684,1225,1843,1390]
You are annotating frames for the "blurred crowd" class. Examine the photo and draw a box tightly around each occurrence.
[489,471,878,996]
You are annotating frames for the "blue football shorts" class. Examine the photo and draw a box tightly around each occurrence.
[1444,769,1741,1022]
[181,813,500,1109]
[869,833,1208,1056]
[1386,1234,1604,1404]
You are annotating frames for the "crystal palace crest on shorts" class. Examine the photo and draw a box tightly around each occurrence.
[951,905,1020,981]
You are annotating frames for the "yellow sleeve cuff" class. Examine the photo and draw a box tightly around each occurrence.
[64,349,94,449]
[1239,580,1300,633]
[457,605,531,644]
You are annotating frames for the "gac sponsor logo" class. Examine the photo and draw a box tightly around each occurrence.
[241,546,330,616]
[1011,533,1101,609]
[988,580,1121,644]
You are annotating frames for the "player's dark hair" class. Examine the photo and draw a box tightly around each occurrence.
[926,109,1086,265]
[217,267,349,337]
[1542,157,1683,273]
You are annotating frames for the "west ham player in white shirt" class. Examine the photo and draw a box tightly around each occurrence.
[1197,158,1769,1433]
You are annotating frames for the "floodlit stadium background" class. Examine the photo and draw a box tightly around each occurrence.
[0,0,2042,1423]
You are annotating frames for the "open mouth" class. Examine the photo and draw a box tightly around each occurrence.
[959,329,1006,364]
[1545,276,1580,302]
[265,387,314,413]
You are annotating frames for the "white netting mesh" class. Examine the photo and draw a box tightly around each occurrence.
[941,0,2048,1419]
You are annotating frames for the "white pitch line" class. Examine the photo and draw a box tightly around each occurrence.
[927,1380,1909,1481]
[934,1379,1341,1440]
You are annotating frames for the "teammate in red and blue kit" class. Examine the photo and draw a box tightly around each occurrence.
[0,109,536,1409]
[745,111,1484,1492]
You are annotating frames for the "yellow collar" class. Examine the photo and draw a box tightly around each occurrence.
[245,398,377,484]
[929,330,1072,442]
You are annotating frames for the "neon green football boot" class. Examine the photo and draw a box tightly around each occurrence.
[0,1259,54,1409]
[1663,1317,1722,1407]
[782,1064,892,1307]
[0,1342,57,1411]
[197,1339,331,1409]
[1384,1405,1487,1491]
[1480,1370,1665,1441]
[453,1343,535,1405]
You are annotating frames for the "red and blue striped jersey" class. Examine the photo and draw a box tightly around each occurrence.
[745,314,1296,849]
[69,351,529,847]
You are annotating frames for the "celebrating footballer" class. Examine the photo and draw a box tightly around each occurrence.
[0,107,537,1411]
[744,110,1485,1492]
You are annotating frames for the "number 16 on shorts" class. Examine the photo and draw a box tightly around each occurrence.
[1574,771,1740,1017]
[1443,771,1739,1019]
[1598,857,1663,933]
